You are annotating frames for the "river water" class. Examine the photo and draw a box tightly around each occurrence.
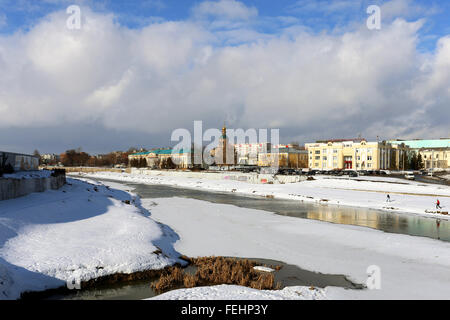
[125,181,450,242]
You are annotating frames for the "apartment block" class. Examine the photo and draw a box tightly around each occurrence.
[305,139,403,171]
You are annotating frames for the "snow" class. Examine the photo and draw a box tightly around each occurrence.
[0,178,182,300]
[75,171,450,219]
[150,284,326,300]
[145,196,450,300]
[253,266,275,273]
[2,170,52,179]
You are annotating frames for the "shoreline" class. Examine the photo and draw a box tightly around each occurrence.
[23,255,352,300]
[71,171,450,221]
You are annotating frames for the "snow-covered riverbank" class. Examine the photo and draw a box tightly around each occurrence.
[0,178,182,300]
[74,171,450,220]
[145,196,450,300]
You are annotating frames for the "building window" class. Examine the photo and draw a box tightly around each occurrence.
[368,156,372,161]
[315,150,320,154]
[315,156,320,160]
[333,149,338,153]
[323,156,327,160]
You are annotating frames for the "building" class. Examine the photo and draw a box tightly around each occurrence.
[389,139,450,150]
[128,148,196,169]
[389,139,450,169]
[211,125,236,167]
[419,148,450,169]
[0,151,39,171]
[235,142,271,165]
[40,153,60,165]
[305,139,402,171]
[258,148,308,169]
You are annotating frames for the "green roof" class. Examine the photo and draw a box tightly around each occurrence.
[389,139,450,149]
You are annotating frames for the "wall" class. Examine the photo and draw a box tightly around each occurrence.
[131,169,307,184]
[0,151,39,171]
[44,166,131,174]
[0,175,66,201]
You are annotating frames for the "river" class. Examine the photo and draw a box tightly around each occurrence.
[122,180,450,242]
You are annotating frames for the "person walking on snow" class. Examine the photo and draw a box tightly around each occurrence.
[386,194,391,202]
[436,199,442,210]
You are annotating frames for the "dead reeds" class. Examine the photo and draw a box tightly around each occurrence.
[151,256,282,293]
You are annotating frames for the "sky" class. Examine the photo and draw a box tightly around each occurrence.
[0,0,449,154]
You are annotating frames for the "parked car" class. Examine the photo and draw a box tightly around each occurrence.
[348,171,358,177]
[405,173,415,180]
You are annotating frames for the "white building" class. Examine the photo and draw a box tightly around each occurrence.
[234,143,271,165]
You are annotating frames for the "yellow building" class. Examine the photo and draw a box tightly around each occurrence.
[258,148,308,169]
[305,139,403,171]
[419,148,450,169]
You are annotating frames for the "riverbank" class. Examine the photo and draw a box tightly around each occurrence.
[73,171,450,220]
[0,178,182,299]
[145,196,450,300]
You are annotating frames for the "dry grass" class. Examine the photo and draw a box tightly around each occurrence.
[151,256,283,293]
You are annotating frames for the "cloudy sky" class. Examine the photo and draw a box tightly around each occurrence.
[0,0,449,154]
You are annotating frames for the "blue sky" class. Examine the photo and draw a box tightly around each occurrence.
[1,0,449,49]
[0,0,449,154]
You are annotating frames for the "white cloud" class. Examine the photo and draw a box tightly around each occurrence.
[0,13,6,28]
[380,0,439,21]
[192,0,258,21]
[0,3,448,145]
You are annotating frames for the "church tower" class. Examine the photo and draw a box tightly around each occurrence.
[219,123,228,166]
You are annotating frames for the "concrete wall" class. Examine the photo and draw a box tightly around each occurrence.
[130,169,306,184]
[44,166,131,174]
[0,175,66,201]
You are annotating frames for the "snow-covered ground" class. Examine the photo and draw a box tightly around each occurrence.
[151,284,326,300]
[146,197,450,300]
[0,178,182,300]
[2,173,449,300]
[75,171,450,219]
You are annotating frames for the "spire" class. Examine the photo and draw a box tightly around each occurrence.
[222,122,226,138]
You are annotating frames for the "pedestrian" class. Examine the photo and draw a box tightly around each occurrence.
[386,194,391,203]
[436,199,442,210]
